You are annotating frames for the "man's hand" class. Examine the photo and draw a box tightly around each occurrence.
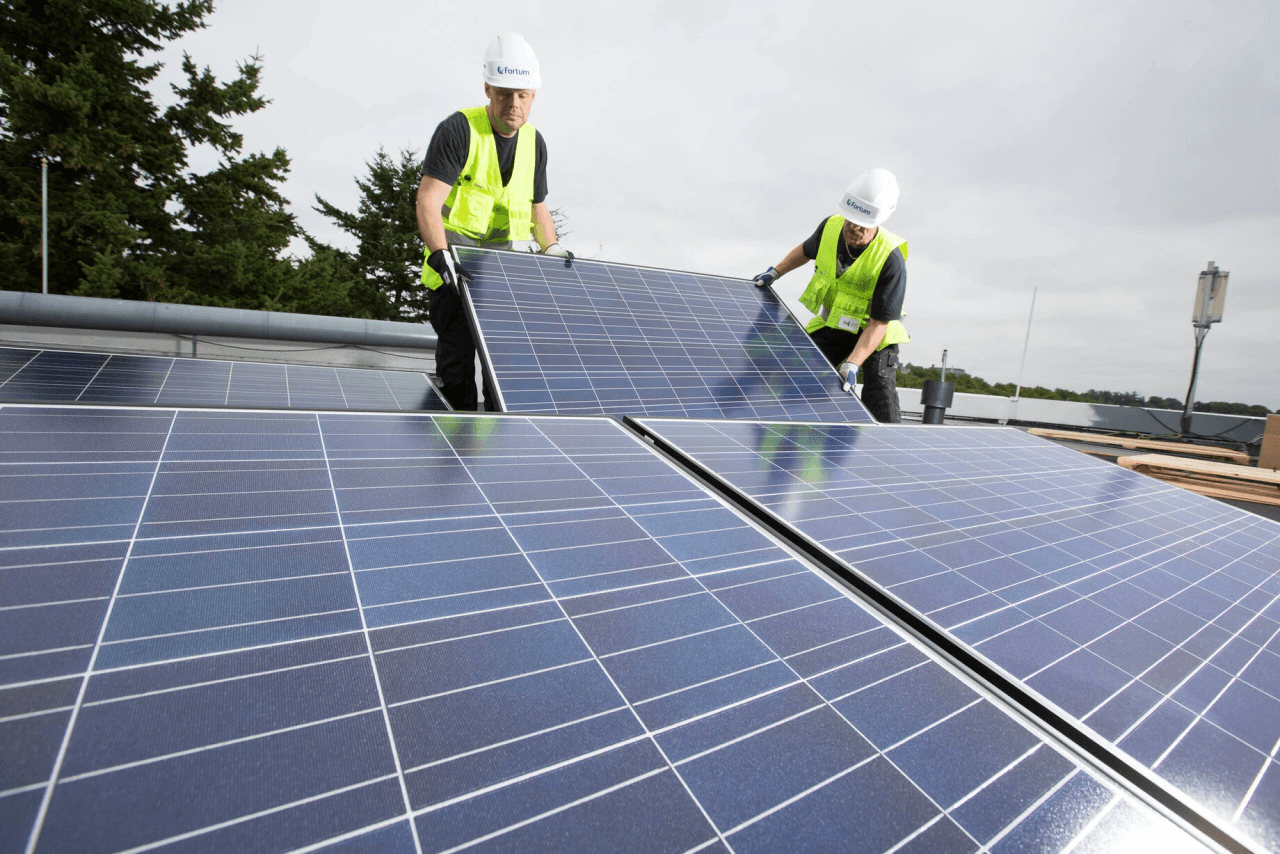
[752,266,780,288]
[838,361,859,394]
[543,243,575,261]
[427,249,472,293]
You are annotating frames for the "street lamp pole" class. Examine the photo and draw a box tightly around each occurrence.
[41,156,48,295]
[1180,261,1228,436]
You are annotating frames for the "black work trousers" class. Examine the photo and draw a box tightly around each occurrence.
[810,326,902,423]
[427,284,496,412]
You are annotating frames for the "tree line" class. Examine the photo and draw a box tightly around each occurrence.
[0,0,452,321]
[897,365,1274,416]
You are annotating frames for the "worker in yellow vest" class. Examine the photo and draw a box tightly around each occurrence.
[752,169,909,422]
[415,33,569,411]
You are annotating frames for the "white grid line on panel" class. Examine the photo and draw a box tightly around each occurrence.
[314,412,424,854]
[526,419,982,851]
[22,409,178,854]
[0,350,44,388]
[113,774,400,854]
[57,707,382,784]
[424,417,736,852]
[71,354,113,403]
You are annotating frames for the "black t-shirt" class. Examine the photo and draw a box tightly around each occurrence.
[800,216,906,322]
[421,110,548,204]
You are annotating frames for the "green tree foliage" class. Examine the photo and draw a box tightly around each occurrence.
[898,365,1275,414]
[311,147,423,320]
[1195,401,1273,417]
[0,0,300,308]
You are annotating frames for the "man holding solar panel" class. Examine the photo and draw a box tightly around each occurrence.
[753,169,910,423]
[415,33,568,411]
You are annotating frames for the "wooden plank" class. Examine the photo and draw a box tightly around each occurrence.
[1117,453,1280,507]
[1029,428,1250,464]
[1260,414,1280,471]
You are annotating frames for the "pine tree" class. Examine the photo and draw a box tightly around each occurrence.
[311,147,424,320]
[0,0,299,307]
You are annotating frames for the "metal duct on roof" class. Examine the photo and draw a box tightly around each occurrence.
[0,290,437,350]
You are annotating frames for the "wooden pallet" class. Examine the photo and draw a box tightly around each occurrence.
[1117,454,1280,506]
[1029,428,1250,465]
[1260,414,1280,471]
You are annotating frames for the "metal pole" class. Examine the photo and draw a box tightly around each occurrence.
[1181,325,1208,435]
[940,349,948,384]
[1014,287,1037,400]
[41,157,48,295]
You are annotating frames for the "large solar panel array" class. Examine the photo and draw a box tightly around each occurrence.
[0,346,448,412]
[1,405,1210,853]
[453,247,874,422]
[632,417,1280,853]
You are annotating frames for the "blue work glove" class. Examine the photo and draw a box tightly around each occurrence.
[752,266,780,287]
[839,361,858,394]
[542,242,575,261]
[427,248,473,293]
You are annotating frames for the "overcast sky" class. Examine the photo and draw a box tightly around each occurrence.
[154,0,1279,409]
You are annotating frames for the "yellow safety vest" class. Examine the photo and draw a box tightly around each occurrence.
[422,106,536,290]
[798,217,910,348]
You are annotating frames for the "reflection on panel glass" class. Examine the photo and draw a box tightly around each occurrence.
[636,416,1279,851]
[0,346,447,412]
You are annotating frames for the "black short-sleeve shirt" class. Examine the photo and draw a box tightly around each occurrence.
[421,111,548,204]
[800,216,907,322]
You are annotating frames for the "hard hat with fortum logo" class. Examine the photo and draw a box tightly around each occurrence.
[483,33,543,90]
[836,168,899,227]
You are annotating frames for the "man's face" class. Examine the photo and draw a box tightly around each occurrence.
[842,220,877,249]
[485,84,536,135]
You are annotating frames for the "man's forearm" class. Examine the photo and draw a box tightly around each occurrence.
[774,244,809,277]
[416,177,452,253]
[847,319,889,366]
[532,202,556,250]
[417,201,447,253]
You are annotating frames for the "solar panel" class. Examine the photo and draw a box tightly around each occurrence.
[453,247,875,422]
[0,404,1205,853]
[631,416,1280,853]
[0,346,448,412]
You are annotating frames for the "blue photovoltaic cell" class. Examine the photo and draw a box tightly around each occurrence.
[0,346,448,412]
[0,405,1203,853]
[454,247,874,422]
[634,416,1280,852]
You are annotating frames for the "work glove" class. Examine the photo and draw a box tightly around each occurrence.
[427,248,472,293]
[542,243,575,260]
[752,266,780,288]
[838,361,858,394]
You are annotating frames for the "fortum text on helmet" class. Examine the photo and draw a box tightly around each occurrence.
[498,67,530,76]
[844,200,873,216]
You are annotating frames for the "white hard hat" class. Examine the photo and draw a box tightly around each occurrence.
[836,168,899,227]
[483,33,542,90]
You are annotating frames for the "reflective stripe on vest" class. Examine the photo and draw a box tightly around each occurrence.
[422,107,536,290]
[798,217,910,349]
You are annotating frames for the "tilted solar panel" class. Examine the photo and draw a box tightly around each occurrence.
[0,405,1205,853]
[454,247,875,422]
[0,346,449,412]
[631,416,1280,853]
